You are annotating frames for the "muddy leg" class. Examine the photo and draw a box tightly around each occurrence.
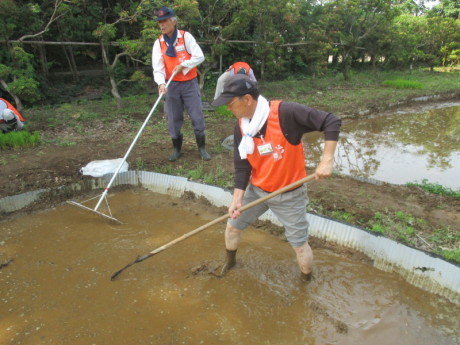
[293,241,314,281]
[215,223,243,277]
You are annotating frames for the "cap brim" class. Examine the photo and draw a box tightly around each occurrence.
[155,15,173,21]
[211,93,234,107]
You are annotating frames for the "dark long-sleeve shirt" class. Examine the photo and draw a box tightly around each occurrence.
[233,101,341,190]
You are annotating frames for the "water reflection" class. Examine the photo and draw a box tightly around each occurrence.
[304,105,460,189]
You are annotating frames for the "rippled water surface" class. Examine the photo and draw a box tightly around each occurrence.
[1,190,459,345]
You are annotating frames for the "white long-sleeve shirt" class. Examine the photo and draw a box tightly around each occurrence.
[152,30,204,86]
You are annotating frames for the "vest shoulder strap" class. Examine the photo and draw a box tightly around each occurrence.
[179,30,192,55]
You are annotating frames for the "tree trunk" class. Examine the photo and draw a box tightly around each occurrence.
[101,43,122,109]
[197,62,216,91]
[371,55,377,70]
[67,45,79,81]
[109,71,122,108]
[0,79,24,111]
[341,52,351,81]
[37,41,49,77]
[62,45,79,82]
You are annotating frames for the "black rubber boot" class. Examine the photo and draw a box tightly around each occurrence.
[300,272,313,282]
[169,134,183,162]
[214,249,237,277]
[195,134,211,160]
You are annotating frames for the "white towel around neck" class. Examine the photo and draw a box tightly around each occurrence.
[238,95,270,159]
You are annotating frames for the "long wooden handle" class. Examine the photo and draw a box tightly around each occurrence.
[111,173,316,280]
[147,173,316,256]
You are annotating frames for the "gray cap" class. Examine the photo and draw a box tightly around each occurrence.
[211,74,258,107]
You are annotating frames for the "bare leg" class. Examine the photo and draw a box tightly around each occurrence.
[293,241,314,281]
[225,223,243,250]
[216,223,243,276]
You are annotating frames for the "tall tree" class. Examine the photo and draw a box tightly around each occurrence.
[92,0,160,108]
[428,0,460,19]
[0,0,67,110]
[322,0,398,80]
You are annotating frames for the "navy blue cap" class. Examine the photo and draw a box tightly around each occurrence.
[155,6,175,21]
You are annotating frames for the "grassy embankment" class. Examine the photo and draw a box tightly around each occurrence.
[5,68,460,263]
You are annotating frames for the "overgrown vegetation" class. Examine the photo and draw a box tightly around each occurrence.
[429,227,460,263]
[0,131,40,149]
[407,179,460,198]
[368,211,460,263]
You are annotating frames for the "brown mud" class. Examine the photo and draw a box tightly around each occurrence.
[1,190,458,345]
[1,98,459,258]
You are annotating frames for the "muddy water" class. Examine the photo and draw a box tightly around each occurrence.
[304,104,460,189]
[1,189,459,345]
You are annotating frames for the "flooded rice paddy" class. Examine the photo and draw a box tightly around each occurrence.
[305,104,460,189]
[1,189,459,345]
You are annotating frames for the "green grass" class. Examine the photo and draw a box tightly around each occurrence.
[407,179,460,198]
[0,131,41,149]
[382,79,424,89]
[202,69,459,116]
[135,157,145,170]
[330,210,355,223]
[185,163,231,188]
[214,105,234,119]
[428,227,460,263]
[368,211,424,245]
[437,248,460,263]
[366,211,460,263]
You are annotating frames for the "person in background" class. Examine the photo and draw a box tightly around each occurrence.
[152,6,211,161]
[214,62,257,100]
[0,109,24,133]
[0,98,25,133]
[211,74,341,281]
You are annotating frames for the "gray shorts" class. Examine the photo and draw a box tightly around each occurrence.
[228,183,310,247]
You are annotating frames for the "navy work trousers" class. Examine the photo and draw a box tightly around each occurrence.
[164,78,205,139]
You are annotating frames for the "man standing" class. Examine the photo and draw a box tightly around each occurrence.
[211,74,341,281]
[152,6,210,161]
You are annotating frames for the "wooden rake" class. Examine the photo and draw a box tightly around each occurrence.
[111,173,316,280]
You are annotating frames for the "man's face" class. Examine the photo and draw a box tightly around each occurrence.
[158,18,176,37]
[226,95,255,119]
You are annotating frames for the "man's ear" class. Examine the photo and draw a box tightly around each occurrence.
[243,94,253,106]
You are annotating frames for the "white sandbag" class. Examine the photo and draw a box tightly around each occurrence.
[80,158,128,177]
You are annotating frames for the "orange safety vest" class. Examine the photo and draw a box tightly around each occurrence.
[230,61,251,75]
[241,100,307,192]
[0,98,25,123]
[160,30,197,82]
